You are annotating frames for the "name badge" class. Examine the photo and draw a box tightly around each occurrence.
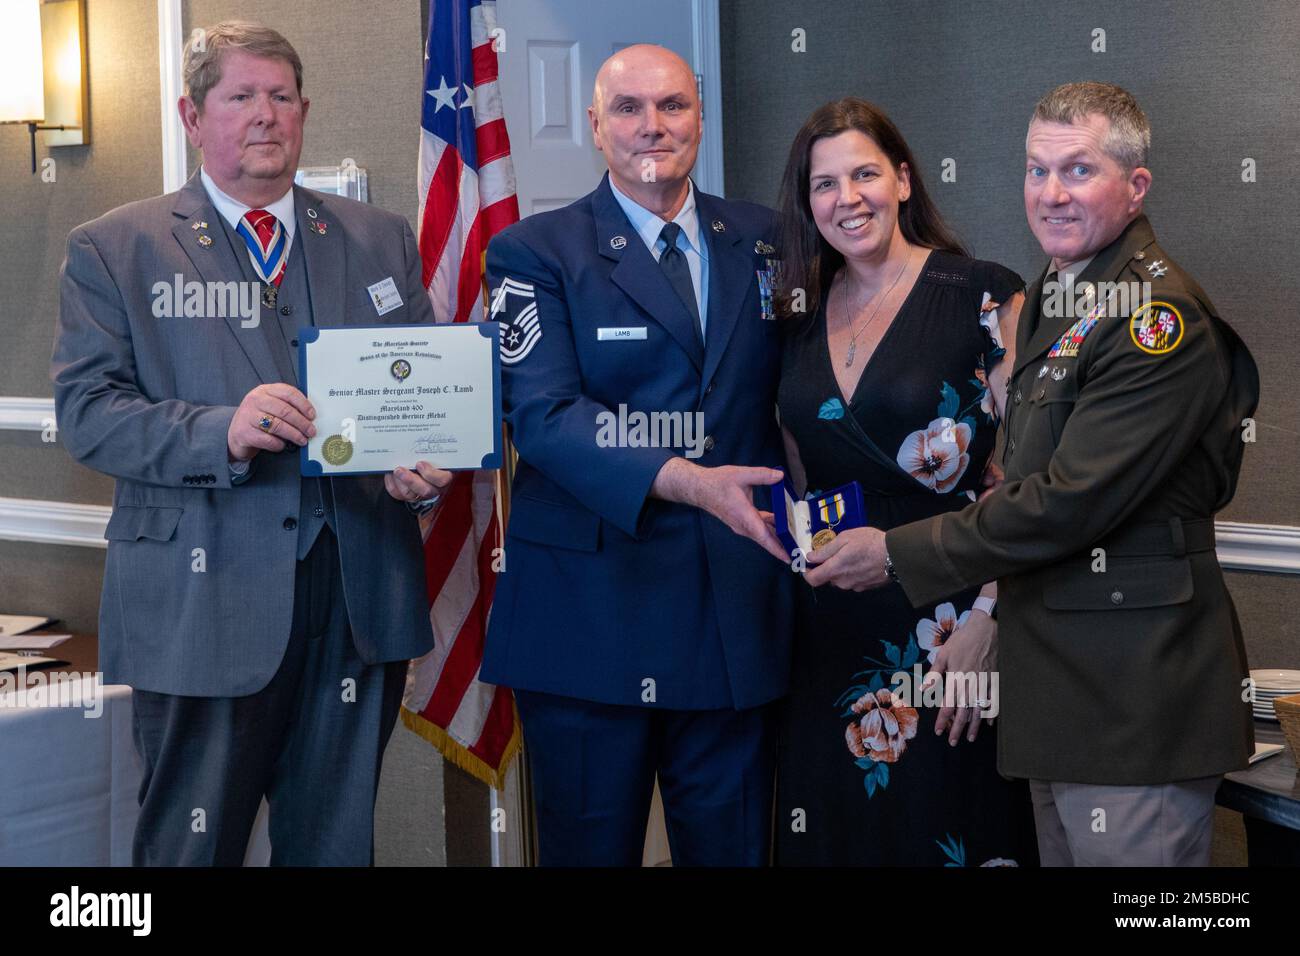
[597,327,647,341]
[367,277,404,316]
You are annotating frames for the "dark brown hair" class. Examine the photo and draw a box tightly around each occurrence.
[775,98,967,320]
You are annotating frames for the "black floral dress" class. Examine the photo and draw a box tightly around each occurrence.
[774,250,1039,867]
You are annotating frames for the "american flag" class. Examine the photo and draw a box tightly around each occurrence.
[400,0,521,789]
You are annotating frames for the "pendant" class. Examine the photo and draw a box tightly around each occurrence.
[812,528,837,549]
[844,340,856,367]
[261,284,278,309]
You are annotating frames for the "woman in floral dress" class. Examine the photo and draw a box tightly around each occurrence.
[772,98,1038,866]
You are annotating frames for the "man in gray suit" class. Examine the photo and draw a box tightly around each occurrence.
[51,21,449,865]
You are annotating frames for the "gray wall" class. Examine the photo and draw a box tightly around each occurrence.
[0,0,160,631]
[720,0,1299,527]
[183,0,427,228]
[719,0,1300,669]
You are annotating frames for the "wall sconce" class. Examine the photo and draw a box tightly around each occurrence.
[0,0,90,174]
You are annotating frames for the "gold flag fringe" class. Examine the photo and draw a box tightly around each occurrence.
[400,704,521,791]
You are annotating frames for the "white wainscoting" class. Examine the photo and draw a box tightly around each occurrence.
[0,492,1296,575]
[0,397,56,432]
[0,497,110,549]
[1215,522,1300,575]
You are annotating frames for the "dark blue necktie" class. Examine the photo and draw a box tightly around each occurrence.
[658,222,702,339]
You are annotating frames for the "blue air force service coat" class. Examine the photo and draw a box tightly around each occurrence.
[481,176,793,711]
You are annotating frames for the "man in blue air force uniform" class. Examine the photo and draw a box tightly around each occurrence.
[483,45,793,865]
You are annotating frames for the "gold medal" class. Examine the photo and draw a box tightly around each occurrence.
[812,528,837,550]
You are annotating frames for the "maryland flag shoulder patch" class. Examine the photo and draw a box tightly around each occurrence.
[1128,301,1185,355]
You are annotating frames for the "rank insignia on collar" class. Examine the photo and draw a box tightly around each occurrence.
[1145,259,1167,279]
[1037,364,1049,378]
[1129,301,1184,355]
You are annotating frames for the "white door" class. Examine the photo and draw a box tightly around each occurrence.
[495,0,724,217]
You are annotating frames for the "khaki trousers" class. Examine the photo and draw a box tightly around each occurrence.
[1029,776,1221,866]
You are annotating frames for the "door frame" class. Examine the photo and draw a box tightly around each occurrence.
[691,0,726,196]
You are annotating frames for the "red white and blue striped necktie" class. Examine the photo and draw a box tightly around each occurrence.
[236,208,289,287]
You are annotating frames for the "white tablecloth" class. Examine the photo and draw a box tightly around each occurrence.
[0,678,270,865]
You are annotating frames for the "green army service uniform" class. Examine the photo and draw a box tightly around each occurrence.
[886,214,1260,786]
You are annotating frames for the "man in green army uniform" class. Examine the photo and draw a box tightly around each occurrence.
[804,82,1259,866]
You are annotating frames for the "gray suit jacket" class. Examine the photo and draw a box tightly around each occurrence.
[52,171,436,696]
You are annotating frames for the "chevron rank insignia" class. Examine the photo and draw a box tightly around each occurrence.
[1129,301,1184,355]
[491,277,540,365]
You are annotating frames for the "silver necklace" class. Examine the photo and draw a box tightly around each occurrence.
[842,249,914,367]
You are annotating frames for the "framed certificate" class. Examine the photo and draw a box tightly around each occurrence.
[299,324,502,475]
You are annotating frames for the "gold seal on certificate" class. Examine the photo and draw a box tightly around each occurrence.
[300,324,503,475]
[321,435,353,466]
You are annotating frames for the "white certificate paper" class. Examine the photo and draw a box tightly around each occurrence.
[300,324,502,475]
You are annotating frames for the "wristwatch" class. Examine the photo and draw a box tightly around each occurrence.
[883,548,900,584]
[973,595,997,619]
[406,493,442,515]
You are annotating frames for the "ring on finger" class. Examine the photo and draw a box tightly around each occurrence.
[257,415,275,433]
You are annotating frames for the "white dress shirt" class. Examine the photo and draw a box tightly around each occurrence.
[608,176,710,334]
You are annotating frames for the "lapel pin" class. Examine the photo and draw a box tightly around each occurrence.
[191,220,209,231]
[610,235,627,250]
[711,220,725,233]
[755,240,775,254]
[1146,259,1167,278]
[312,220,328,236]
[307,207,319,220]
[197,234,213,247]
